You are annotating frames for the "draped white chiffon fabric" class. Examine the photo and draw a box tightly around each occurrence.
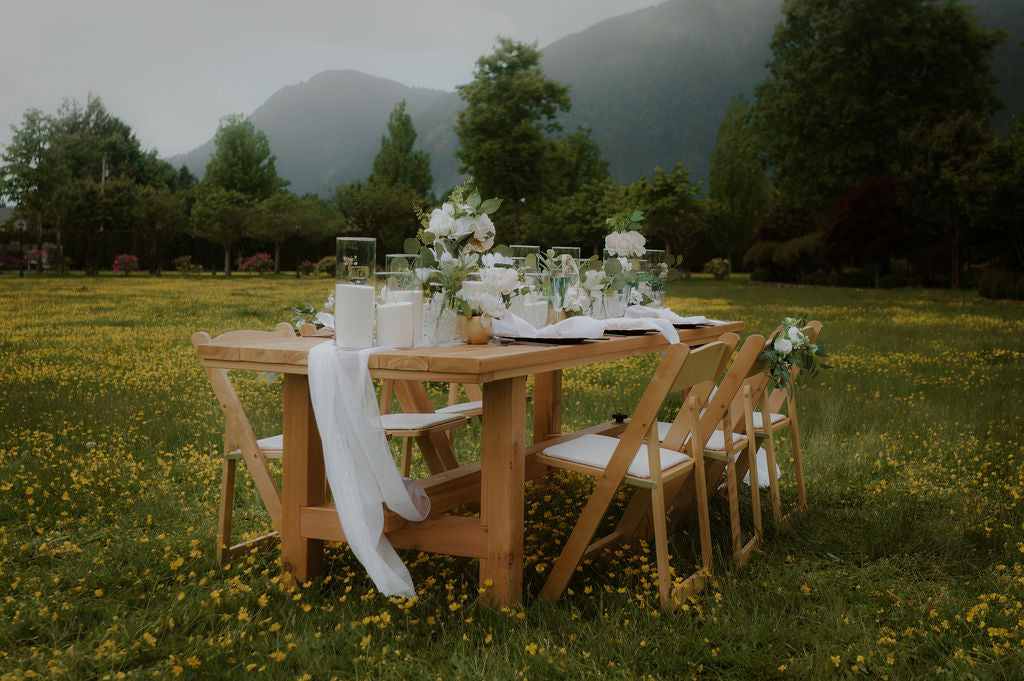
[306,342,430,599]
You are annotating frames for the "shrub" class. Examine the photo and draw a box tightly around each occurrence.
[703,257,730,279]
[299,259,316,276]
[978,268,1024,300]
[112,254,139,276]
[173,255,204,276]
[314,255,335,277]
[0,253,27,272]
[239,253,273,275]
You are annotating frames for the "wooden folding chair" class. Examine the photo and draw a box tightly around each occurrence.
[192,323,295,563]
[535,339,732,609]
[739,320,823,525]
[297,324,471,477]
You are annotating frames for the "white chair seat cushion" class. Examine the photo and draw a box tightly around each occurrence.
[256,434,283,451]
[436,400,483,415]
[380,412,465,432]
[752,412,787,429]
[541,433,690,480]
[656,422,748,451]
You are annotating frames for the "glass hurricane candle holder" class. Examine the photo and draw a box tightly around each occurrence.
[335,237,376,348]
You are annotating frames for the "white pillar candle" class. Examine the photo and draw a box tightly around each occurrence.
[460,280,485,297]
[508,294,526,320]
[334,283,375,349]
[376,301,414,348]
[524,300,548,328]
[392,290,423,346]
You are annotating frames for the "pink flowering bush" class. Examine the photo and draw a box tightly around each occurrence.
[239,252,274,274]
[112,254,140,276]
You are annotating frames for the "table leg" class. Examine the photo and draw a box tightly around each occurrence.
[532,370,562,444]
[281,374,325,582]
[480,376,526,606]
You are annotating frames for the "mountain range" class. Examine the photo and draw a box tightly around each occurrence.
[167,0,1024,198]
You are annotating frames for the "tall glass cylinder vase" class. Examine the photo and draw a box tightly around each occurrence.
[423,283,459,347]
[644,249,668,308]
[335,237,376,348]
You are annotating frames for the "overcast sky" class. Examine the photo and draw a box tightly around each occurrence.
[0,0,656,159]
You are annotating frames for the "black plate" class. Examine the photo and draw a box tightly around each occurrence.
[605,328,657,336]
[672,322,712,329]
[494,336,590,345]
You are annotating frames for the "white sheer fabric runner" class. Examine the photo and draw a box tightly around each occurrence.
[306,342,430,599]
[492,312,679,345]
[624,305,729,326]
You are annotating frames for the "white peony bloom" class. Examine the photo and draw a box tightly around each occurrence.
[582,269,607,292]
[626,230,646,257]
[605,232,628,257]
[774,338,793,355]
[479,266,520,295]
[481,252,514,267]
[473,213,495,241]
[427,207,455,238]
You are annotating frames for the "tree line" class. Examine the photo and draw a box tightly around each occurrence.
[2,0,1022,295]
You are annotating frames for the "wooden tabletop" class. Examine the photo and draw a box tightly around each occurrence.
[195,322,745,382]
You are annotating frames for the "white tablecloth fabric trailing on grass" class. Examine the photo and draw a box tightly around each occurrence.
[307,342,430,599]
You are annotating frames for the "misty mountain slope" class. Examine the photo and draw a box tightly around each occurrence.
[167,0,1022,197]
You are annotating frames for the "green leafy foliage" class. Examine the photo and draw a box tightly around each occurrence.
[754,0,1007,210]
[455,37,571,242]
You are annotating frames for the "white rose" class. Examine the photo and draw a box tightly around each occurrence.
[427,208,454,238]
[582,269,607,292]
[627,230,646,257]
[453,215,476,238]
[774,338,793,355]
[788,325,807,347]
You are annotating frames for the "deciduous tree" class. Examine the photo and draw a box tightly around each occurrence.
[456,38,571,242]
[754,0,1006,209]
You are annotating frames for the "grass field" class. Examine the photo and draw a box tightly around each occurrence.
[1,273,1022,680]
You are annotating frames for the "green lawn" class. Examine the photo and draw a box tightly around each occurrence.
[1,273,1022,680]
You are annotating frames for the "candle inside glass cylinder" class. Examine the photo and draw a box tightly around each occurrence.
[334,284,375,349]
[376,301,414,348]
[391,290,423,346]
[524,300,549,328]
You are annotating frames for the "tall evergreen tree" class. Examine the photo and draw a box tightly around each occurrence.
[709,95,772,264]
[370,100,432,196]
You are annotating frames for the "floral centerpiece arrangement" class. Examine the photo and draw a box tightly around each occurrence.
[604,210,646,259]
[760,313,827,395]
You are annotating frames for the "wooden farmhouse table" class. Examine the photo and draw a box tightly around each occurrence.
[194,322,743,605]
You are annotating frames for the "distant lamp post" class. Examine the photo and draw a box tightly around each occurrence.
[294,223,301,278]
[155,222,162,277]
